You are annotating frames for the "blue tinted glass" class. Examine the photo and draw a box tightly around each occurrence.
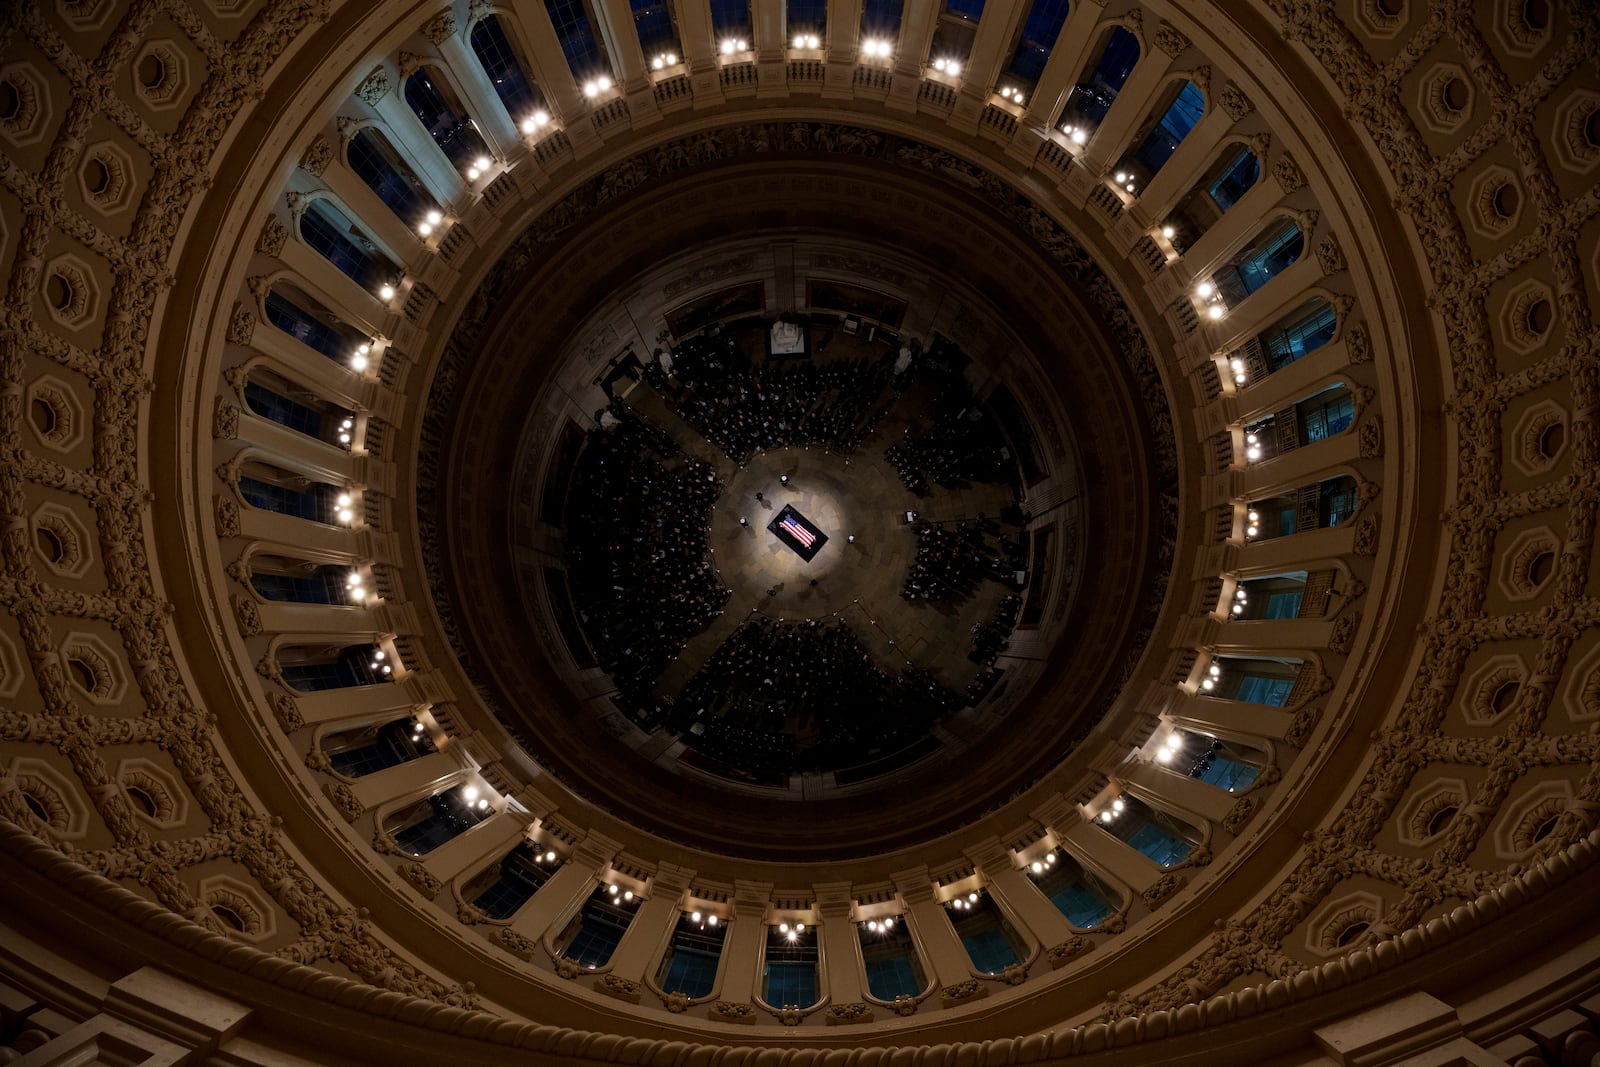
[402,70,487,165]
[546,0,609,79]
[1134,81,1203,173]
[1209,147,1260,212]
[1238,222,1304,295]
[661,945,721,997]
[564,911,628,967]
[709,0,751,38]
[763,960,816,1007]
[861,0,902,35]
[864,956,920,998]
[264,289,345,360]
[300,199,391,292]
[1198,757,1259,792]
[348,128,434,224]
[1059,27,1138,126]
[1264,302,1337,368]
[1008,0,1070,83]
[1050,882,1111,928]
[1234,674,1293,707]
[1264,591,1303,618]
[1125,823,1192,867]
[630,0,680,57]
[787,0,827,33]
[243,381,323,438]
[960,925,1020,972]
[471,16,546,120]
[946,0,986,17]
[472,860,546,920]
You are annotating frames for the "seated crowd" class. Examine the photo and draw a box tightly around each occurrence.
[567,403,731,714]
[884,340,1014,495]
[658,334,895,462]
[902,521,1021,602]
[669,616,963,783]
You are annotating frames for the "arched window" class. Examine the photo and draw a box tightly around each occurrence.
[1259,298,1338,372]
[1058,26,1139,131]
[321,716,433,777]
[298,199,400,294]
[1245,473,1358,542]
[1119,79,1204,180]
[1096,794,1201,868]
[761,924,819,1008]
[1230,570,1316,620]
[248,556,354,604]
[656,910,727,997]
[278,643,389,692]
[631,0,682,65]
[710,0,752,47]
[383,785,490,857]
[1004,0,1070,87]
[236,459,343,522]
[347,127,438,227]
[1158,729,1264,792]
[263,283,366,362]
[1204,655,1306,706]
[556,883,639,968]
[545,0,612,82]
[945,889,1026,974]
[928,0,984,70]
[1242,384,1355,461]
[465,842,563,919]
[470,16,547,122]
[786,0,826,42]
[403,68,490,167]
[1031,854,1117,928]
[243,367,355,446]
[1212,219,1304,305]
[1163,144,1264,253]
[858,916,925,999]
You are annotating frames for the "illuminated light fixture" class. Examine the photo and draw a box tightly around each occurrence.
[779,923,789,933]
[1156,746,1174,762]
[338,509,353,523]
[793,33,820,48]
[1195,281,1215,299]
[463,785,479,802]
[1208,304,1225,320]
[1209,664,1220,676]
[417,221,432,237]
[426,210,443,226]
[623,890,633,900]
[883,916,894,927]
[1161,225,1176,239]
[350,353,368,371]
[795,923,804,932]
[707,914,718,926]
[968,891,979,902]
[1069,126,1088,144]
[861,38,892,58]
[346,572,361,588]
[338,432,351,443]
[1112,798,1125,813]
[465,166,480,180]
[477,798,489,810]
[1100,810,1115,822]
[787,930,797,942]
[1201,677,1215,690]
[1045,853,1056,865]
[1248,510,1260,522]
[998,85,1025,104]
[720,38,747,55]
[474,156,491,171]
[690,911,702,923]
[545,850,557,862]
[378,283,395,301]
[1030,861,1043,873]
[1115,172,1127,183]
[932,57,961,75]
[1166,733,1184,749]
[342,418,354,429]
[607,884,619,895]
[337,493,351,507]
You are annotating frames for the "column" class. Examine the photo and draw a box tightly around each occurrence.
[950,0,1027,132]
[366,86,469,207]
[676,0,724,106]
[1127,105,1235,227]
[606,862,694,983]
[892,868,972,986]
[813,882,865,1004]
[1236,340,1351,415]
[1056,821,1161,894]
[256,601,375,637]
[237,509,356,558]
[1170,690,1293,744]
[235,416,359,484]
[716,880,773,1004]
[1171,170,1293,285]
[1014,0,1102,137]
[1120,760,1235,826]
[887,0,936,114]
[434,32,521,155]
[508,830,621,942]
[350,750,462,811]
[822,0,864,97]
[292,683,413,727]
[505,0,598,151]
[753,0,786,95]
[423,809,531,884]
[966,838,1074,951]
[1080,46,1178,175]
[593,0,664,122]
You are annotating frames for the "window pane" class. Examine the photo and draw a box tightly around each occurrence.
[1059,27,1138,127]
[299,199,393,292]
[1208,146,1260,213]
[1197,756,1259,792]
[630,0,680,60]
[403,69,488,166]
[787,0,826,36]
[546,0,611,81]
[860,0,902,37]
[264,289,347,361]
[1237,221,1304,296]
[243,381,323,438]
[864,956,919,998]
[348,128,436,225]
[1264,591,1303,618]
[1234,674,1293,706]
[1263,300,1337,369]
[1007,0,1070,84]
[1133,80,1204,174]
[1124,823,1192,867]
[709,0,750,40]
[470,16,546,121]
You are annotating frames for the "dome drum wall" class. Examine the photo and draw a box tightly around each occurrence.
[2,0,1597,1061]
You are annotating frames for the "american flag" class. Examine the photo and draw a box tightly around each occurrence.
[780,515,816,547]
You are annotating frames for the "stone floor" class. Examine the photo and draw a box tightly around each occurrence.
[632,333,1019,695]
